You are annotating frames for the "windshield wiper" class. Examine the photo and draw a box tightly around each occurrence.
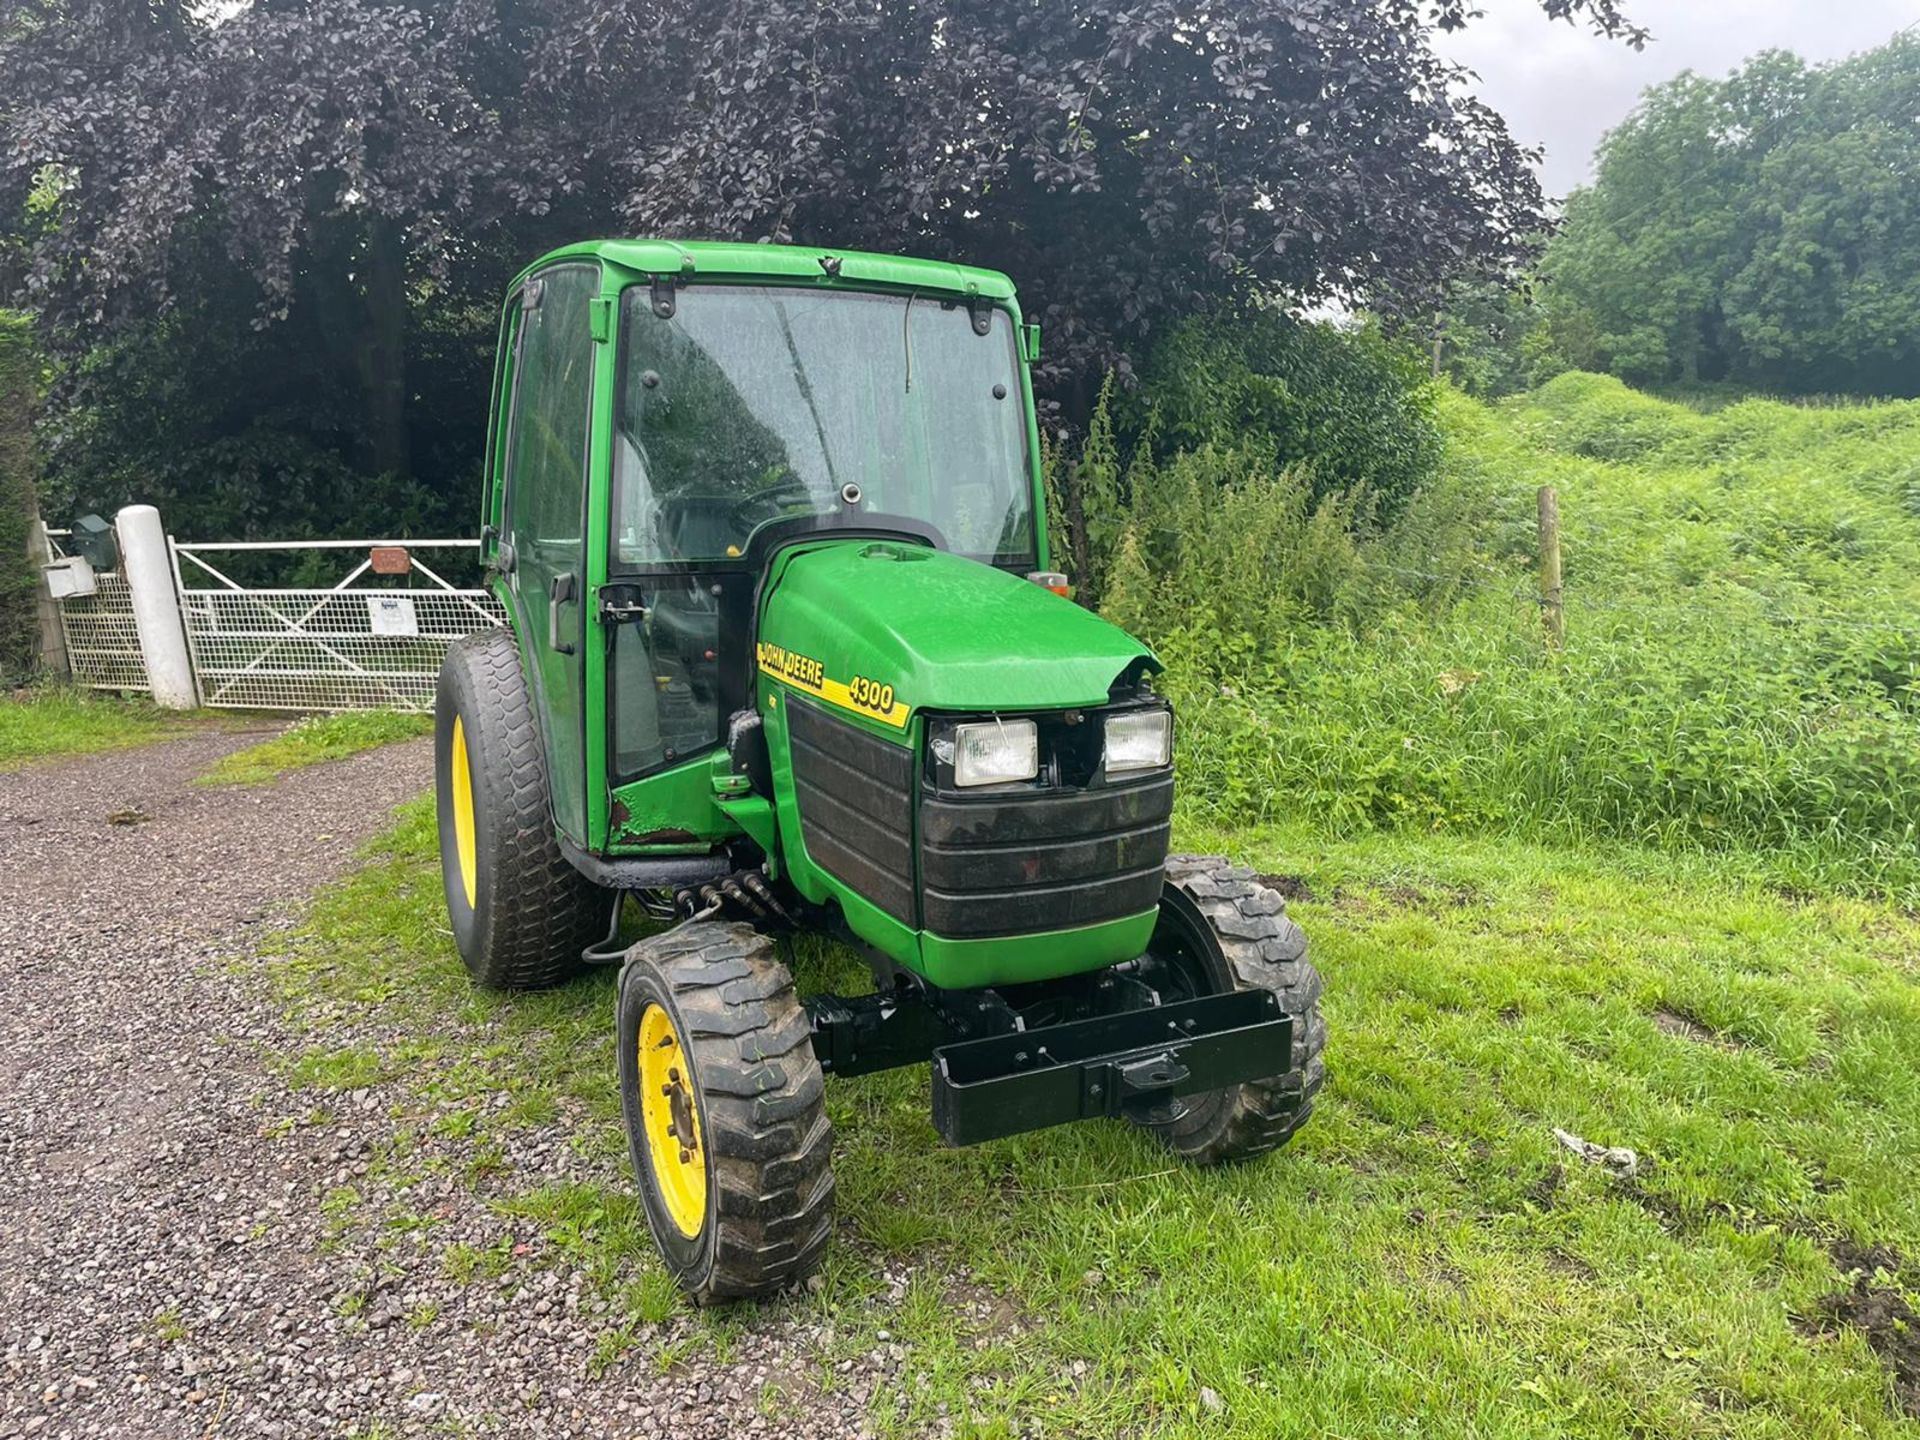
[903,291,916,395]
[771,294,839,492]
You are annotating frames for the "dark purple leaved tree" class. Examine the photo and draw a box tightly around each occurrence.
[0,0,1642,518]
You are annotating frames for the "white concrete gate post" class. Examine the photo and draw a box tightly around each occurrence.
[115,504,198,709]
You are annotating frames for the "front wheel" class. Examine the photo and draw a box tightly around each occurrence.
[1133,856,1327,1164]
[617,923,835,1304]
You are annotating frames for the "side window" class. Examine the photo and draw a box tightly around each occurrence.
[504,267,596,568]
[481,304,522,539]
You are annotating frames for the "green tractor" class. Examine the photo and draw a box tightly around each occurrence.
[434,240,1326,1303]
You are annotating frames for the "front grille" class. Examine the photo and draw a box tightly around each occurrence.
[919,774,1173,938]
[786,696,1175,942]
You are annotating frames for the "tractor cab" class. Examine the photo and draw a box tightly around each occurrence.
[478,242,1051,863]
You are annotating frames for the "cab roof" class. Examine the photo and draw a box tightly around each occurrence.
[516,239,1017,302]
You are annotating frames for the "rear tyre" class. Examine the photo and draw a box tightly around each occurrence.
[434,627,604,990]
[1135,856,1326,1165]
[617,922,834,1304]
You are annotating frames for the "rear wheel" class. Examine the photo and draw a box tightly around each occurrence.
[434,627,604,989]
[617,922,834,1304]
[1133,856,1326,1164]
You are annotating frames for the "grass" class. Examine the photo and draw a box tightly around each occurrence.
[0,684,188,768]
[196,710,429,786]
[0,687,426,780]
[276,797,1920,1439]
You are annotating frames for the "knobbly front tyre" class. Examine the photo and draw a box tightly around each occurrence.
[1133,856,1327,1164]
[434,627,604,990]
[617,922,835,1304]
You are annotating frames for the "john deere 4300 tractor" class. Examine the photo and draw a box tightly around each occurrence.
[435,240,1326,1302]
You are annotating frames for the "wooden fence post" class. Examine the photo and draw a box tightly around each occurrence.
[26,513,69,678]
[1537,485,1564,648]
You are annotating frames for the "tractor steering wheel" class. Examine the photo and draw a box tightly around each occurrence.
[726,471,819,531]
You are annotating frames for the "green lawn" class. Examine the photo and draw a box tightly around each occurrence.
[0,689,427,777]
[0,685,187,768]
[195,709,429,785]
[275,801,1920,1438]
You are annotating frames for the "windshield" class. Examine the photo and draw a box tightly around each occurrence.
[613,285,1034,569]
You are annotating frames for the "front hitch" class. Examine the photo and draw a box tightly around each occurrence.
[927,990,1290,1146]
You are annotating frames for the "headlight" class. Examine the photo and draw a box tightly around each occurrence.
[1104,709,1171,773]
[952,719,1039,788]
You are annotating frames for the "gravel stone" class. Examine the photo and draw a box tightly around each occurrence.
[0,728,874,1438]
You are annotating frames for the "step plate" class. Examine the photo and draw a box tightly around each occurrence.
[929,990,1292,1147]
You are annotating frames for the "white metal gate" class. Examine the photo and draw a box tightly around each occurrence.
[45,529,151,693]
[170,539,505,712]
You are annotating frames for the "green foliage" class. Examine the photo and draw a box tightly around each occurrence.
[196,710,430,787]
[1519,370,1709,462]
[1096,446,1382,652]
[1542,37,1920,397]
[1049,312,1444,608]
[1047,376,1129,601]
[0,311,38,680]
[1429,275,1567,399]
[1086,373,1920,897]
[40,299,460,545]
[1133,310,1443,518]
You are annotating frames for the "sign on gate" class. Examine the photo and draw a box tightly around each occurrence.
[367,594,421,638]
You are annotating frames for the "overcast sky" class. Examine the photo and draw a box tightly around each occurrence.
[1434,0,1920,198]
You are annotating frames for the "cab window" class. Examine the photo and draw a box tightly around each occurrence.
[612,285,1033,570]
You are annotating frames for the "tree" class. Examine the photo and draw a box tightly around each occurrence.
[0,310,39,679]
[1422,275,1565,398]
[1,0,536,486]
[1132,308,1442,518]
[1,0,1645,533]
[1542,34,1920,396]
[557,0,1644,417]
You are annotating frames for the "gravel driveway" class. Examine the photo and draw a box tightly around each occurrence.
[0,730,874,1439]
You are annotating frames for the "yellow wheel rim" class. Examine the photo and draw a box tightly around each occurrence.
[638,1003,708,1237]
[450,716,478,909]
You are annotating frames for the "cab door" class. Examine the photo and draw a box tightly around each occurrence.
[499,263,598,844]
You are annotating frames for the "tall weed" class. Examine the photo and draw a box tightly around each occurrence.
[1089,370,1920,897]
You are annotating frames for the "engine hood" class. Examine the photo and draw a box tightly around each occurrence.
[755,540,1156,726]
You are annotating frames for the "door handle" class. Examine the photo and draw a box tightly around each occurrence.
[549,571,578,656]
